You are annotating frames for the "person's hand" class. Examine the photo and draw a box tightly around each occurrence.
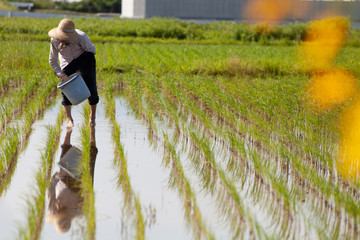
[58,73,70,82]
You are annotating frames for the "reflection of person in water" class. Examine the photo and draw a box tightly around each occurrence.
[47,127,97,233]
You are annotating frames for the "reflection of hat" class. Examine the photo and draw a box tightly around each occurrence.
[46,211,72,233]
[48,18,79,43]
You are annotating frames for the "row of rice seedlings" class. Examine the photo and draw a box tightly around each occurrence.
[121,71,215,239]
[157,75,297,237]
[110,44,138,72]
[208,76,331,186]
[172,74,342,228]
[102,75,145,240]
[162,133,215,240]
[0,40,50,71]
[206,75,360,213]
[99,43,122,72]
[0,70,28,96]
[123,74,158,133]
[0,76,57,196]
[0,72,42,134]
[174,74,316,187]
[212,74,335,173]
[16,107,64,240]
[141,71,344,239]
[109,42,358,236]
[96,43,297,77]
[79,105,96,240]
[121,74,267,239]
[230,74,336,168]
[105,42,358,236]
[197,56,358,202]
[119,74,216,239]
[171,74,358,237]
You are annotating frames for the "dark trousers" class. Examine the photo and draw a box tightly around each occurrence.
[62,51,99,106]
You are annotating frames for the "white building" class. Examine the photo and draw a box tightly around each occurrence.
[121,0,360,22]
[121,0,245,19]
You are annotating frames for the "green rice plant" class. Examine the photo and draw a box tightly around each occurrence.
[16,107,64,240]
[95,43,299,78]
[134,70,355,239]
[106,38,360,238]
[0,127,20,174]
[120,74,220,239]
[120,73,272,239]
[79,105,96,240]
[123,74,158,134]
[165,73,358,238]
[121,73,215,238]
[102,74,145,240]
[206,74,360,217]
[0,75,57,196]
[191,73,360,237]
[0,40,49,71]
[0,72,42,133]
[0,17,309,44]
[162,133,214,240]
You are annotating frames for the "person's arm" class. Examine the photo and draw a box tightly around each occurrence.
[78,31,96,54]
[49,40,70,81]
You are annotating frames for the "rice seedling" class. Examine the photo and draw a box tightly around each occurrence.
[119,70,216,238]
[16,107,64,240]
[117,61,358,238]
[162,133,214,240]
[0,17,309,44]
[103,75,145,240]
[79,105,96,240]
[162,72,358,236]
[119,73,271,239]
[0,73,42,133]
[0,75,57,196]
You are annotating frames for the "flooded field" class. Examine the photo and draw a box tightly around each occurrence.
[1,36,360,240]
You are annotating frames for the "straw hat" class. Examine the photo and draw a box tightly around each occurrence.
[48,18,79,43]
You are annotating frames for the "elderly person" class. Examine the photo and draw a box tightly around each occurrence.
[48,18,99,127]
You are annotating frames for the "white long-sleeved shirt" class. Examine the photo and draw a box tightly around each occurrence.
[49,29,96,77]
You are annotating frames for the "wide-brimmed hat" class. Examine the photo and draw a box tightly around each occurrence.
[48,18,79,43]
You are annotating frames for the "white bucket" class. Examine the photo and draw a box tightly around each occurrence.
[57,73,91,105]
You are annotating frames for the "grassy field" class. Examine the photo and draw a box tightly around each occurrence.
[0,17,359,240]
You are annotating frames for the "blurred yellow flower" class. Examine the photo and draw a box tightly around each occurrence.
[243,0,292,22]
[306,69,357,111]
[337,98,360,180]
[338,140,360,181]
[300,18,359,180]
[299,17,350,71]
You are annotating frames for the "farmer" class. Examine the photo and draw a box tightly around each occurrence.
[48,18,99,127]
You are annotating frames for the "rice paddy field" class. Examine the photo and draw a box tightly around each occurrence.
[0,17,360,240]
